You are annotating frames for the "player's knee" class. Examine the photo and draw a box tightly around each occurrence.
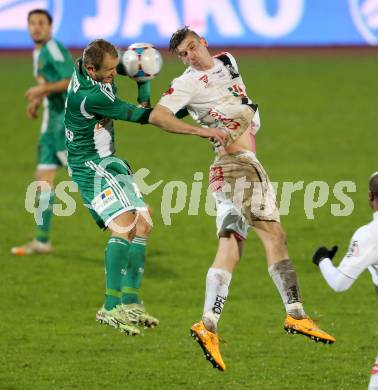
[111,226,136,242]
[109,212,137,241]
[215,234,242,267]
[36,169,55,188]
[136,218,152,237]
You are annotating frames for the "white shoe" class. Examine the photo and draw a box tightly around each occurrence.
[11,239,53,256]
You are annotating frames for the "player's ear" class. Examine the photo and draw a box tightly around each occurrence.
[85,64,95,76]
[368,190,374,202]
[200,37,208,48]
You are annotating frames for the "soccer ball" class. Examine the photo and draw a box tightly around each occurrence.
[121,43,163,82]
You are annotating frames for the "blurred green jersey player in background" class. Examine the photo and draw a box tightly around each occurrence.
[11,9,73,256]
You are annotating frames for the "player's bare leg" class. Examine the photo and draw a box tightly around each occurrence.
[253,220,335,344]
[191,234,242,371]
[11,168,56,255]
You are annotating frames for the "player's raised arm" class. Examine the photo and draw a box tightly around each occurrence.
[149,104,226,144]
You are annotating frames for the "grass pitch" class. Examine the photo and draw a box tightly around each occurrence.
[1,49,378,389]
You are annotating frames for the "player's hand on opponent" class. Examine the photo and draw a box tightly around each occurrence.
[200,127,227,145]
[138,100,151,108]
[312,245,338,266]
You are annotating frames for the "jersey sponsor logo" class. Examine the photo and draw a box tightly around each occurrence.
[92,187,118,214]
[208,108,241,131]
[346,240,359,257]
[349,0,378,45]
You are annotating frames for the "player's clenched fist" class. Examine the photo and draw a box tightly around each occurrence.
[312,246,338,266]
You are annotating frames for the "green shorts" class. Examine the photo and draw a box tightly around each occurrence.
[69,156,146,229]
[37,128,67,169]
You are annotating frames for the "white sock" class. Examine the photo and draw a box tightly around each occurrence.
[268,259,306,319]
[202,267,232,332]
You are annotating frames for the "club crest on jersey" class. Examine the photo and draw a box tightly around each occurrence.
[92,188,117,214]
[198,74,209,86]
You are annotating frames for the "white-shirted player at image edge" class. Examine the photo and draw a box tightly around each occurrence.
[312,172,378,390]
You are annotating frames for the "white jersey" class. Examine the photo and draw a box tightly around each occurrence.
[338,211,378,284]
[158,52,260,146]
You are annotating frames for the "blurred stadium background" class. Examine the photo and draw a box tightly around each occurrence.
[1,1,378,389]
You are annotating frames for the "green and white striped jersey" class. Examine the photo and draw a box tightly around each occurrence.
[64,59,152,166]
[33,38,73,129]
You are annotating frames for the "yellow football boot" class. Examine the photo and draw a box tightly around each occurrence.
[284,315,336,344]
[190,321,226,371]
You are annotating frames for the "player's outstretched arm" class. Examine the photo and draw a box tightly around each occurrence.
[25,78,71,101]
[149,104,226,144]
[312,245,354,292]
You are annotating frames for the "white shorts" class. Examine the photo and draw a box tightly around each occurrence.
[210,151,279,240]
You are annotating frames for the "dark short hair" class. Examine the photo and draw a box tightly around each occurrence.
[27,9,52,24]
[83,39,119,70]
[369,172,378,197]
[169,26,201,52]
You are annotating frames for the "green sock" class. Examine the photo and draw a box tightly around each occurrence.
[104,237,131,310]
[35,190,54,243]
[121,236,147,304]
